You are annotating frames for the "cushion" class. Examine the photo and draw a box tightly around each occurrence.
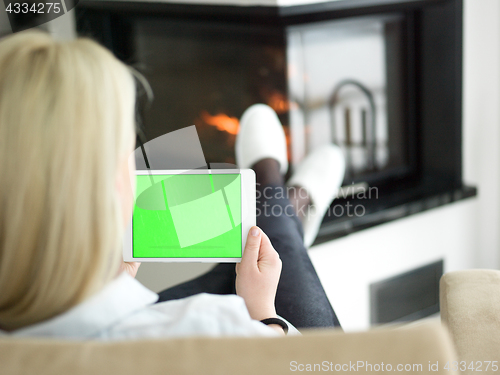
[0,322,455,375]
[440,269,500,373]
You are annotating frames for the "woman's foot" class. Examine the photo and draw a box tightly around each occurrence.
[235,104,288,175]
[287,145,345,248]
[252,158,283,187]
[236,104,345,248]
[252,159,311,222]
[288,185,311,222]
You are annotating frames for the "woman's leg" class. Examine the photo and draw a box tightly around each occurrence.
[257,188,341,328]
[157,263,236,301]
[253,159,341,329]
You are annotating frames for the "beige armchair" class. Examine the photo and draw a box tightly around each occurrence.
[440,269,500,375]
[1,322,455,375]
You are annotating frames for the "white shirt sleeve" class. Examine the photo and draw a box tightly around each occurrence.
[103,293,286,340]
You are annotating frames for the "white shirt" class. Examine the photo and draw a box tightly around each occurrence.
[0,273,299,340]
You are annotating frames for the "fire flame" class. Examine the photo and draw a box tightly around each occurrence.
[200,111,240,135]
[267,91,290,114]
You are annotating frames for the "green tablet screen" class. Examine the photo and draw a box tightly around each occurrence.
[132,173,242,258]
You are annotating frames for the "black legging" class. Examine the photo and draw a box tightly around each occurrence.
[157,183,342,330]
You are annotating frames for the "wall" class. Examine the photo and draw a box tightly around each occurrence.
[24,0,500,331]
[461,0,500,270]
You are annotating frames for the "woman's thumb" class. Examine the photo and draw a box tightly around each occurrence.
[241,226,261,266]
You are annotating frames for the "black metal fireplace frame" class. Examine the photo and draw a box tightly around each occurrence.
[75,0,476,244]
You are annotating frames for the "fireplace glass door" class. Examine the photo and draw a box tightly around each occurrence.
[79,10,412,187]
[287,14,408,184]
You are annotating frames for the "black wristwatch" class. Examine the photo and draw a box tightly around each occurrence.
[260,317,289,334]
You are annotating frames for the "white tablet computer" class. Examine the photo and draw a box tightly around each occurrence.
[123,169,256,262]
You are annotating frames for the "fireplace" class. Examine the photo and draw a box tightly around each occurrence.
[76,0,476,243]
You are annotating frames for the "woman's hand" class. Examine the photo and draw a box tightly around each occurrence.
[120,261,141,278]
[235,226,282,323]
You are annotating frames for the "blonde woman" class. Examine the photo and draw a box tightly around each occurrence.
[0,31,342,339]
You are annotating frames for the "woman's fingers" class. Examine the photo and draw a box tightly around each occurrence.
[255,231,281,270]
[259,231,279,260]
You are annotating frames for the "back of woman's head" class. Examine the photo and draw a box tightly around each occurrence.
[0,31,136,330]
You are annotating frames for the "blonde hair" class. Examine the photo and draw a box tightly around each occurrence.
[0,31,136,330]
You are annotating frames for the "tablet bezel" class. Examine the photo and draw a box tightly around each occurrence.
[123,169,256,263]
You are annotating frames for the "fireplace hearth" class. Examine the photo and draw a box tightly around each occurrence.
[76,0,476,243]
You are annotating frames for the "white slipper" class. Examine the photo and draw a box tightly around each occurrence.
[287,144,345,248]
[235,104,288,174]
